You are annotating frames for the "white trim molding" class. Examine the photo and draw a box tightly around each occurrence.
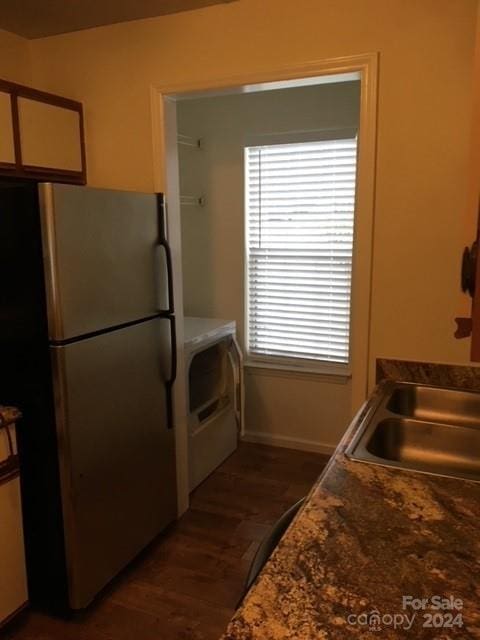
[151,55,374,99]
[242,430,336,456]
[245,360,351,384]
[149,53,379,506]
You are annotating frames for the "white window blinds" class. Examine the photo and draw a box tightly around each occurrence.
[245,135,357,366]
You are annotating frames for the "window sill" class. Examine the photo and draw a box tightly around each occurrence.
[245,359,352,384]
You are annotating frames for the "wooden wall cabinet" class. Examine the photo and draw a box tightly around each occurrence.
[0,90,15,167]
[0,79,86,184]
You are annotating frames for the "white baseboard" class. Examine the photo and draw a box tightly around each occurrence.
[242,430,336,456]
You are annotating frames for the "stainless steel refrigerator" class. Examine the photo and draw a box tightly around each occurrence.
[0,182,177,612]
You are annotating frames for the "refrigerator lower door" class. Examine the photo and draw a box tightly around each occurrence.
[51,318,176,609]
[39,183,171,341]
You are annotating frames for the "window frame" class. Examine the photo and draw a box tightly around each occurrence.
[244,128,358,377]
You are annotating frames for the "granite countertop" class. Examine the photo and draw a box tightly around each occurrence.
[221,390,480,639]
[0,405,21,428]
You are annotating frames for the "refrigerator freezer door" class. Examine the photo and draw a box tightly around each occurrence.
[51,318,176,609]
[39,183,170,341]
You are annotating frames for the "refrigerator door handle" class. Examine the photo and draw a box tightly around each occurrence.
[156,195,175,315]
[166,315,177,430]
[154,245,174,314]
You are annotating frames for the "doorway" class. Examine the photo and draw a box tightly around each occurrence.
[151,55,378,514]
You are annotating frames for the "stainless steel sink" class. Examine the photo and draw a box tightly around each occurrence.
[346,381,480,482]
[386,385,480,427]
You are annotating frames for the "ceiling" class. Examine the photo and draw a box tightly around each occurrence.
[0,0,237,39]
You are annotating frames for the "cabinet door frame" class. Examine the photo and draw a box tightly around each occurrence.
[0,89,17,173]
[0,78,86,185]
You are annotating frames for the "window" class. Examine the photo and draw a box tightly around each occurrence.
[245,133,357,370]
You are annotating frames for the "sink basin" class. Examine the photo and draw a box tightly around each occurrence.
[386,385,480,428]
[346,382,480,482]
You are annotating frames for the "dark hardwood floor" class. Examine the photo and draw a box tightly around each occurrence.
[6,443,330,640]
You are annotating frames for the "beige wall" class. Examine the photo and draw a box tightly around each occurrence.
[0,0,467,450]
[0,29,31,84]
[26,0,478,382]
[177,82,360,450]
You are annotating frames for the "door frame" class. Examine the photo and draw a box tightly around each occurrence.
[150,53,379,514]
